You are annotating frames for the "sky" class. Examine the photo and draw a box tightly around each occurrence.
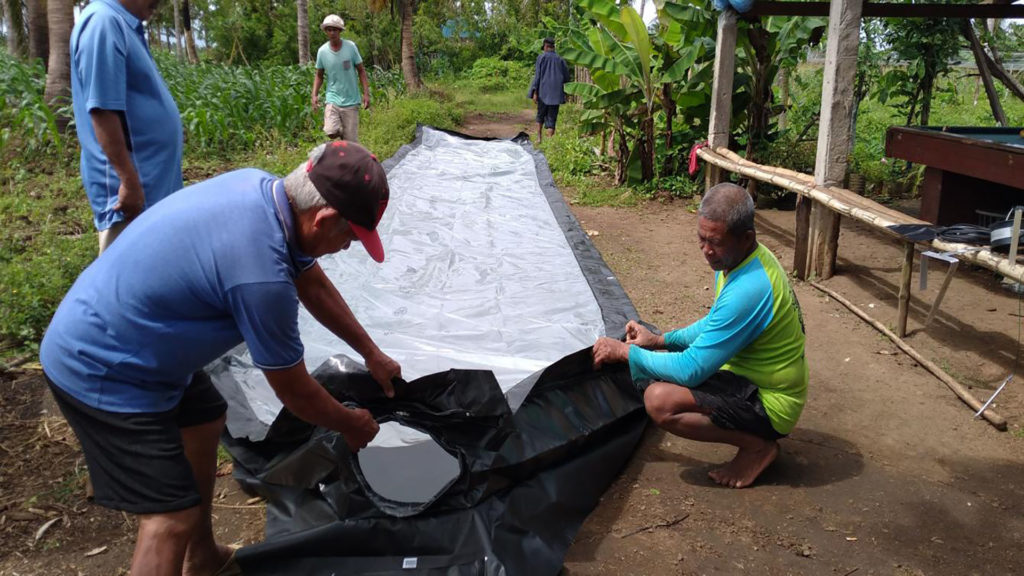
[635,0,660,26]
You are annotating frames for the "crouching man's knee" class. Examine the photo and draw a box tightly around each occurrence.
[643,382,678,428]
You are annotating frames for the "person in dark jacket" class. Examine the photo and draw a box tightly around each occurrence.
[527,37,571,143]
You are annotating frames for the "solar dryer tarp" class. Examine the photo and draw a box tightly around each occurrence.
[213,127,646,575]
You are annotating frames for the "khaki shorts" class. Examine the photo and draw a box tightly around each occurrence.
[323,104,360,142]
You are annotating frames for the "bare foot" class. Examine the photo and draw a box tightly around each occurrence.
[708,441,779,489]
[184,543,236,576]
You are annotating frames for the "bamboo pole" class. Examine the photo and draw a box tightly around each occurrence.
[810,281,1007,431]
[696,146,1024,284]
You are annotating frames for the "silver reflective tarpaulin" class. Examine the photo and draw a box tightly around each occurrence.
[211,127,608,445]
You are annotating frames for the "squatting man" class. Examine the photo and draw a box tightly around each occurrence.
[593,182,808,489]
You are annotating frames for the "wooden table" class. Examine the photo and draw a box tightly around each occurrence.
[884,126,1024,225]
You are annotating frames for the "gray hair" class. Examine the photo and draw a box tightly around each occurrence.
[698,183,755,235]
[283,143,329,211]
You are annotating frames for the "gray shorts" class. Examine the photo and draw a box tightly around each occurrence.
[691,371,785,440]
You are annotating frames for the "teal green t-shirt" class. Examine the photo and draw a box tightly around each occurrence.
[315,39,364,107]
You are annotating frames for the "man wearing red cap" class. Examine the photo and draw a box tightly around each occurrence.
[39,141,398,575]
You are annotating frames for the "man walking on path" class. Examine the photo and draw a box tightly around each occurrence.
[70,0,184,252]
[312,14,371,142]
[527,37,571,143]
[593,183,808,489]
[40,141,399,576]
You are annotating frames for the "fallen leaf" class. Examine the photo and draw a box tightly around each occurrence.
[34,517,62,544]
[85,545,108,557]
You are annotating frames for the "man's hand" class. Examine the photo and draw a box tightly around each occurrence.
[311,94,320,111]
[362,93,371,110]
[365,351,401,398]
[625,320,660,349]
[532,93,538,103]
[593,337,629,370]
[113,178,145,221]
[342,406,379,451]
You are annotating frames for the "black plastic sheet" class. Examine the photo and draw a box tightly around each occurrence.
[220,127,647,575]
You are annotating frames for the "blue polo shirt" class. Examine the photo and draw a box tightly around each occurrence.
[70,0,184,231]
[40,170,316,413]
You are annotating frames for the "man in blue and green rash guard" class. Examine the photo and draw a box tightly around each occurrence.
[593,182,807,489]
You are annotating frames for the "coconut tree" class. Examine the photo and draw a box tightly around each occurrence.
[183,0,198,63]
[3,0,27,57]
[296,0,310,64]
[26,0,47,64]
[43,0,72,120]
[368,0,421,90]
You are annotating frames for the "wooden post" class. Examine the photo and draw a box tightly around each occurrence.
[897,242,915,338]
[706,10,738,191]
[808,0,863,279]
[794,196,811,279]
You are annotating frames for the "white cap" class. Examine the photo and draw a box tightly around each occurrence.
[320,14,345,31]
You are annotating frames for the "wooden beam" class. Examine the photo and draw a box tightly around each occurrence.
[696,145,1024,285]
[810,0,862,280]
[746,2,1024,18]
[706,9,738,190]
[897,242,915,338]
[794,196,811,280]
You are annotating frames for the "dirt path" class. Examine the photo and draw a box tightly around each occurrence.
[561,203,1024,576]
[2,111,1022,575]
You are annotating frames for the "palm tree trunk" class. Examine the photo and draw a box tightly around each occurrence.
[3,0,27,57]
[296,0,310,65]
[172,0,184,59]
[183,0,198,63]
[26,0,48,64]
[43,0,72,127]
[399,0,421,89]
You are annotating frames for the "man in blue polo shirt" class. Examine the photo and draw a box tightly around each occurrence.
[40,141,399,576]
[71,0,183,252]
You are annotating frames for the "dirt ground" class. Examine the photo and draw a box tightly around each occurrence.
[2,111,1023,575]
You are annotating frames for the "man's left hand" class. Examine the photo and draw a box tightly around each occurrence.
[366,351,401,397]
[593,337,629,370]
[363,94,371,110]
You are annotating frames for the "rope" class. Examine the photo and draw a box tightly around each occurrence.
[936,224,991,245]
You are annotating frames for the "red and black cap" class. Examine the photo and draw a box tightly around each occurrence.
[307,140,390,263]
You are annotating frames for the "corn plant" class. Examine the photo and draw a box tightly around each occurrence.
[0,51,64,168]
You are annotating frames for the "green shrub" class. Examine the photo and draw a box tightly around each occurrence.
[461,57,533,93]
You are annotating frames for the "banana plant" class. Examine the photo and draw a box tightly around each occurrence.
[554,0,698,183]
[553,0,734,184]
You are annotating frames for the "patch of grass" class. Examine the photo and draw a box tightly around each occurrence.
[217,444,233,467]
[361,94,463,159]
[0,167,94,351]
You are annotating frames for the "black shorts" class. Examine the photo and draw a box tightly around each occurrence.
[536,101,560,129]
[691,371,786,441]
[45,371,227,514]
